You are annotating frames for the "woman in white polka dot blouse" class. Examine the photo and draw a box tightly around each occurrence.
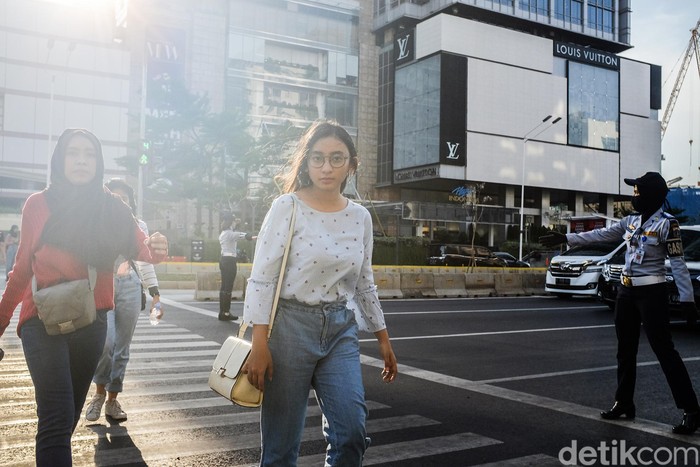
[242,120,398,466]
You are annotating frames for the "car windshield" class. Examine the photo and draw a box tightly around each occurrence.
[560,241,621,257]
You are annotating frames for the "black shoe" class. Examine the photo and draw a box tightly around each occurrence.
[218,312,237,321]
[672,411,699,435]
[600,401,636,420]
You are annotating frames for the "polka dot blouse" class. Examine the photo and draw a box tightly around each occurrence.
[243,193,386,333]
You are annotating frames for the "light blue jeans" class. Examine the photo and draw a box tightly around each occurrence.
[261,299,369,467]
[93,270,142,393]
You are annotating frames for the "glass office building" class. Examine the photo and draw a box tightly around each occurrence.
[226,0,360,133]
[371,0,661,246]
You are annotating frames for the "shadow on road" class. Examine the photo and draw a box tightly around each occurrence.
[88,422,146,466]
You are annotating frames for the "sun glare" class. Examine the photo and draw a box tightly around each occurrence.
[45,0,115,9]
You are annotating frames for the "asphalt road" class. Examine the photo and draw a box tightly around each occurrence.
[2,292,700,466]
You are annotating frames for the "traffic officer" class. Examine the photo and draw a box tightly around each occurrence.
[540,171,699,435]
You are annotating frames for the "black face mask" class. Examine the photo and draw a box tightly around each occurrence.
[631,195,660,214]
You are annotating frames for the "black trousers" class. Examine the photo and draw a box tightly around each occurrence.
[219,256,237,294]
[614,283,699,411]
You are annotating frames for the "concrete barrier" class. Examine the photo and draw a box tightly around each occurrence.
[195,271,246,300]
[495,273,526,296]
[522,272,546,295]
[464,273,496,297]
[186,263,547,301]
[374,271,403,299]
[433,273,468,297]
[400,272,437,298]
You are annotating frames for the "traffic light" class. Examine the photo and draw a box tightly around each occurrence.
[139,140,150,165]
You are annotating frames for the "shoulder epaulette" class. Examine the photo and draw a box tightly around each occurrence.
[662,212,676,220]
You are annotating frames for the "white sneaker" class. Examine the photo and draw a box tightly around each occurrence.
[85,393,105,421]
[105,399,127,421]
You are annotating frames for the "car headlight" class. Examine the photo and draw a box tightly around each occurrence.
[584,264,603,273]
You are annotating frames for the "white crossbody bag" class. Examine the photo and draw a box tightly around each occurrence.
[208,198,296,408]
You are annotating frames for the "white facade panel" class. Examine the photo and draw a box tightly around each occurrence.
[5,64,38,94]
[4,95,37,133]
[466,132,621,195]
[2,136,37,164]
[467,59,567,142]
[620,59,650,118]
[619,113,662,195]
[416,14,552,74]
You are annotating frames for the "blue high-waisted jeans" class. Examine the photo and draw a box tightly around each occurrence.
[93,270,142,393]
[21,310,108,467]
[260,299,369,467]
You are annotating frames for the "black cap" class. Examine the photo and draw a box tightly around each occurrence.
[623,171,668,194]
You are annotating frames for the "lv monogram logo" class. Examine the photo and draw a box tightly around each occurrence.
[397,35,411,60]
[446,142,460,159]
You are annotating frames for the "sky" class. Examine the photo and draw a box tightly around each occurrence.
[618,1,700,187]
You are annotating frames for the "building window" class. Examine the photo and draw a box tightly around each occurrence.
[568,61,619,151]
[326,93,356,127]
[230,0,358,50]
[393,55,441,170]
[519,0,549,16]
[554,0,582,24]
[263,84,319,120]
[587,0,613,34]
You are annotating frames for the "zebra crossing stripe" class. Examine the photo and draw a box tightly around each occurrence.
[129,341,220,349]
[67,414,440,466]
[131,334,204,341]
[297,432,502,466]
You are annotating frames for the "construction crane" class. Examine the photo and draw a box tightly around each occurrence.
[660,18,700,139]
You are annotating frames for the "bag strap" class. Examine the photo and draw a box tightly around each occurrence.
[32,265,97,295]
[237,196,297,340]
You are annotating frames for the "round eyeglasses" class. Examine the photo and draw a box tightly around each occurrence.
[307,154,349,168]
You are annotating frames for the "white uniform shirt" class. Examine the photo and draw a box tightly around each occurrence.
[566,209,693,302]
[243,193,386,332]
[219,229,248,256]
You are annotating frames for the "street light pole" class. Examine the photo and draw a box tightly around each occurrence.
[518,115,562,261]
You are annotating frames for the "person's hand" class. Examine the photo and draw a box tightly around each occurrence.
[681,302,698,327]
[374,329,397,383]
[151,296,163,319]
[243,325,274,391]
[147,232,168,256]
[539,231,567,247]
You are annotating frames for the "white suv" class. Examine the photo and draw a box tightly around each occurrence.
[545,240,626,298]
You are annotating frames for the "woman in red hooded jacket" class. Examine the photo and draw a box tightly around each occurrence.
[0,129,168,466]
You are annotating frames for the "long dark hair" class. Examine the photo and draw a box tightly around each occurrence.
[276,120,358,194]
[105,178,137,213]
[41,129,138,270]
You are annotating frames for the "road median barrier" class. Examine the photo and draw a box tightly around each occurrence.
[463,273,496,297]
[495,273,526,296]
[195,271,247,300]
[400,272,437,298]
[188,262,546,300]
[374,271,403,299]
[433,273,468,297]
[522,272,545,295]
